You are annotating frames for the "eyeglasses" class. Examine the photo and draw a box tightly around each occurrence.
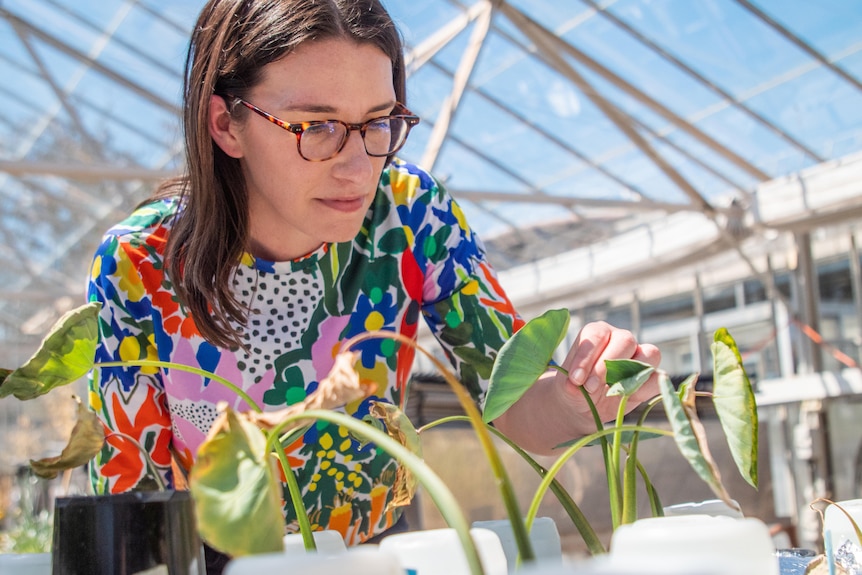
[225,95,420,162]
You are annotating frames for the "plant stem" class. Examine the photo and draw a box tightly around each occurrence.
[342,331,535,562]
[610,395,630,529]
[524,425,673,533]
[98,360,263,413]
[421,415,606,556]
[576,385,619,532]
[272,409,485,575]
[621,396,664,524]
[268,427,316,552]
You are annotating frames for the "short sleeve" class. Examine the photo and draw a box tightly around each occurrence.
[87,232,174,493]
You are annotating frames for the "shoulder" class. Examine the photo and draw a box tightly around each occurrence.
[95,198,179,261]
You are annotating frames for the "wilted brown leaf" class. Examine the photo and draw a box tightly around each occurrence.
[30,396,105,479]
[369,401,421,510]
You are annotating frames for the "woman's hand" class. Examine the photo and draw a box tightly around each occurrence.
[492,320,662,455]
[554,321,662,426]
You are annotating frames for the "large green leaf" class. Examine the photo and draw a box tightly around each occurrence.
[660,373,735,508]
[0,302,100,400]
[190,407,285,557]
[605,359,655,397]
[711,328,759,489]
[30,396,105,479]
[483,309,570,423]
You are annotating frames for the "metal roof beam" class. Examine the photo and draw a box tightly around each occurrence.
[500,2,717,216]
[0,160,178,182]
[734,0,862,95]
[406,1,488,75]
[496,2,770,182]
[421,0,492,171]
[427,60,653,202]
[0,5,180,115]
[583,0,824,164]
[449,188,737,214]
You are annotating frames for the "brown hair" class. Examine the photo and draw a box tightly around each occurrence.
[154,0,406,348]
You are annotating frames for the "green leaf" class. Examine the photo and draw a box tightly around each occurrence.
[0,302,100,400]
[711,328,759,489]
[659,373,736,508]
[190,407,284,557]
[483,309,570,423]
[605,359,655,397]
[30,396,105,479]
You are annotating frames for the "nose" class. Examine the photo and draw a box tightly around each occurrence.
[332,128,374,182]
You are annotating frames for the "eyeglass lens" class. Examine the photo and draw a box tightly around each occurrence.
[300,117,410,160]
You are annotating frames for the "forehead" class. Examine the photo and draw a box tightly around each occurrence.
[254,38,395,108]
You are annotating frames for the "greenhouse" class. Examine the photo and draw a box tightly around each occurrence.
[1,0,862,572]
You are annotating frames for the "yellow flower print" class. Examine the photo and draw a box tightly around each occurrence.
[353,361,389,408]
[451,200,469,233]
[118,335,159,375]
[90,256,102,281]
[319,433,333,450]
[389,170,419,206]
[402,225,415,246]
[116,253,145,303]
[89,389,102,412]
[461,279,479,296]
[364,311,385,331]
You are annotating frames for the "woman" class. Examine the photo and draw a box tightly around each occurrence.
[88,0,659,557]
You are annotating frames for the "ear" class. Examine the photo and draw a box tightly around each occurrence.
[208,94,244,158]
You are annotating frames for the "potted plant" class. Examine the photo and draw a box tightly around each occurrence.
[1,303,762,575]
[0,304,489,572]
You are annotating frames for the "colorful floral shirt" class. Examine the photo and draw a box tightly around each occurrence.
[87,159,523,544]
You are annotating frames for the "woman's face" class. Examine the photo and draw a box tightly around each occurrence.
[212,38,396,261]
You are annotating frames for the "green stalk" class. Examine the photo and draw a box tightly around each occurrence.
[271,409,485,575]
[421,415,606,555]
[634,456,663,517]
[525,425,673,532]
[620,395,662,525]
[98,360,263,413]
[610,395,630,529]
[343,332,535,562]
[576,385,620,532]
[268,425,316,552]
[554,366,618,533]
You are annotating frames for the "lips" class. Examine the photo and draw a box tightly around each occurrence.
[317,197,367,213]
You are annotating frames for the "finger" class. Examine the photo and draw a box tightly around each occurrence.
[590,328,639,383]
[562,322,639,394]
[560,321,614,388]
[629,344,662,403]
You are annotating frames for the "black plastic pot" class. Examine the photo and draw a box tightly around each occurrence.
[52,490,205,575]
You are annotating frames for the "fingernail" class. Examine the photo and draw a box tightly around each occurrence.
[585,375,601,393]
[570,368,586,386]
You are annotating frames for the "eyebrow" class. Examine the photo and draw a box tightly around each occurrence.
[281,101,396,116]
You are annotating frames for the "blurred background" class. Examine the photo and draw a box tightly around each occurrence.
[1,0,861,554]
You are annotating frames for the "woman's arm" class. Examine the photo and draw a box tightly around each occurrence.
[492,321,661,456]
